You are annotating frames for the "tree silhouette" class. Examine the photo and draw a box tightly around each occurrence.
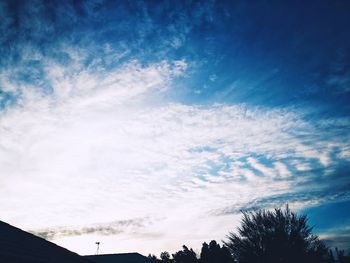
[160,251,174,263]
[335,247,350,263]
[224,205,330,263]
[200,240,233,263]
[328,249,335,263]
[172,245,198,263]
[148,254,162,263]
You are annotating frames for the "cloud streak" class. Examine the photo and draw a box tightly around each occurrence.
[30,218,150,240]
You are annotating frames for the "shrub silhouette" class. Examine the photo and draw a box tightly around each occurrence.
[224,206,329,263]
[149,241,233,263]
[172,245,198,263]
[160,251,174,263]
[200,240,233,263]
[335,248,350,263]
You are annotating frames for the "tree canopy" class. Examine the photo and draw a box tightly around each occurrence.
[199,240,232,263]
[148,205,343,263]
[224,206,329,263]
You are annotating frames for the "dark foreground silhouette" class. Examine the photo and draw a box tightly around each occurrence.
[0,206,349,263]
[148,206,350,263]
[0,220,90,263]
[85,253,150,263]
[0,220,149,263]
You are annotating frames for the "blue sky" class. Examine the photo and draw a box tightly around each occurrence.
[0,0,349,255]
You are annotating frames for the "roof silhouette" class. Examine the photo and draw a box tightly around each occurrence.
[0,220,92,263]
[85,253,151,263]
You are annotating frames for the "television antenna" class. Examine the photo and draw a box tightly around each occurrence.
[95,242,100,255]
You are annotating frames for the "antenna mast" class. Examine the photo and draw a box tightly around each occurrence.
[95,242,100,255]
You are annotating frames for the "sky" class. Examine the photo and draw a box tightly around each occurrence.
[0,0,350,256]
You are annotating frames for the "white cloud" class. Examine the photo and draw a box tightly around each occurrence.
[274,162,292,178]
[0,55,349,255]
[247,157,275,178]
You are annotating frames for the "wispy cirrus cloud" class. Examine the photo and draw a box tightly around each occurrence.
[0,40,349,253]
[217,190,350,216]
[320,233,350,252]
[1,0,350,256]
[1,49,349,254]
[30,218,151,240]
